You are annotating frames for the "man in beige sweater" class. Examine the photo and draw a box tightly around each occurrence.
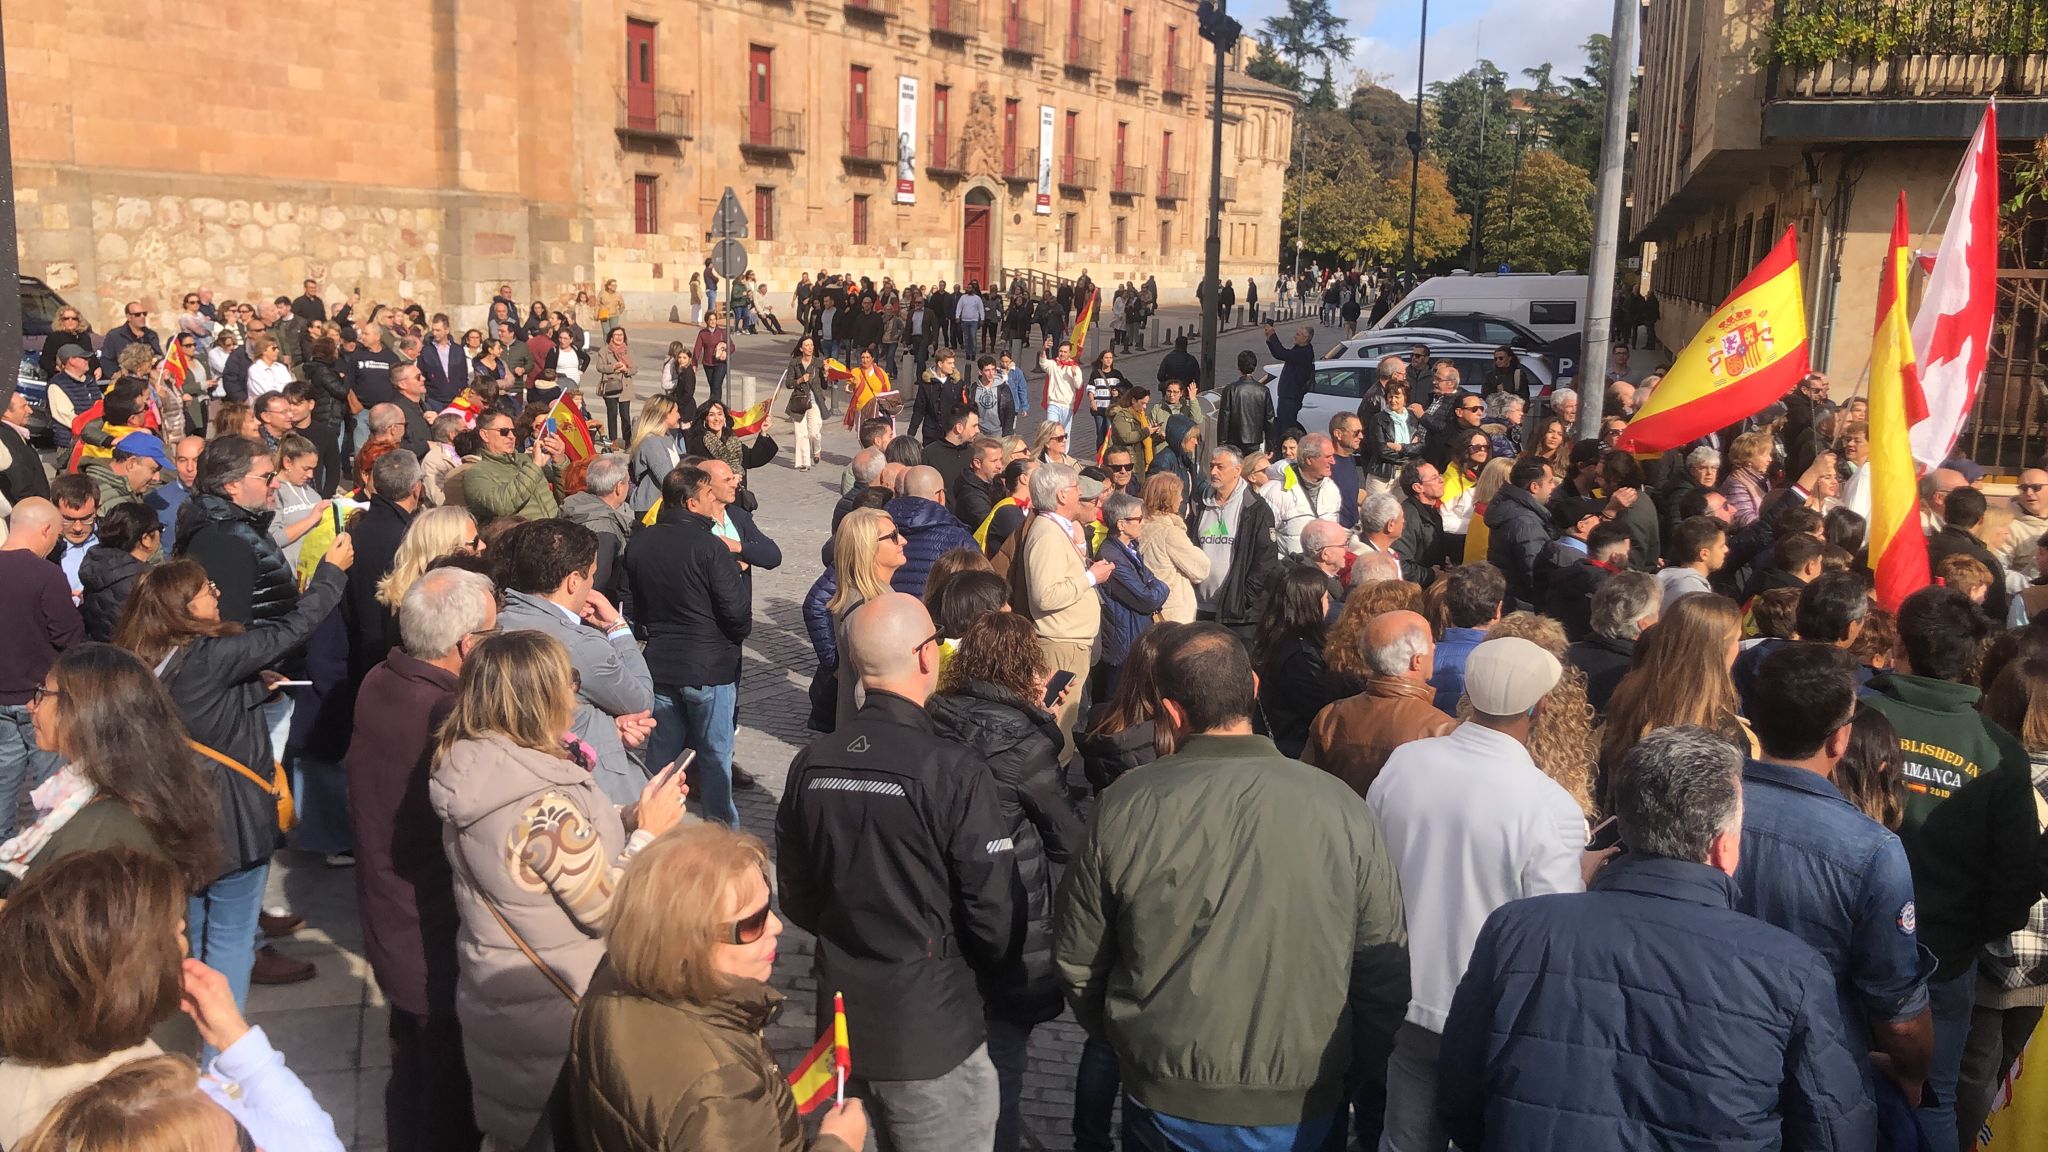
[1015,461,1113,761]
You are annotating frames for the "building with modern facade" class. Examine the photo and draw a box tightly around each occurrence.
[1633,0,2046,425]
[10,0,1296,329]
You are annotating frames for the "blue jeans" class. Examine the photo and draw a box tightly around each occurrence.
[1922,961,1978,1150]
[188,862,270,1013]
[961,325,979,363]
[289,755,353,856]
[1122,1093,1338,1152]
[0,703,62,840]
[650,682,738,827]
[1074,1034,1121,1152]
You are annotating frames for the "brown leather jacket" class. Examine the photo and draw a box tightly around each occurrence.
[1302,675,1458,799]
[569,965,858,1152]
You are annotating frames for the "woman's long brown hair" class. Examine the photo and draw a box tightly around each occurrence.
[111,559,240,666]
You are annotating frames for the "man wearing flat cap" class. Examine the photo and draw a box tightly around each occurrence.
[1365,636,1594,1152]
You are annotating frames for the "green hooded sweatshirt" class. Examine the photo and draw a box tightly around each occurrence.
[1865,673,2042,978]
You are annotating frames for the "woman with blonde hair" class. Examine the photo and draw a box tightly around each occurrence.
[1478,612,1598,818]
[375,505,480,611]
[1719,430,1775,528]
[1136,471,1209,623]
[1030,419,1076,467]
[1000,434,1030,464]
[1597,591,1751,809]
[566,824,867,1151]
[803,508,909,730]
[430,631,686,1146]
[626,394,683,515]
[1461,456,1519,565]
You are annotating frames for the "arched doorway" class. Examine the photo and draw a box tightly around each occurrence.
[962,188,994,287]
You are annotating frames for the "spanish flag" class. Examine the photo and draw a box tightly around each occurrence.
[844,364,891,428]
[1070,286,1100,356]
[731,392,774,438]
[787,992,851,1114]
[1867,193,1932,612]
[543,395,596,463]
[1614,227,1808,454]
[162,339,193,389]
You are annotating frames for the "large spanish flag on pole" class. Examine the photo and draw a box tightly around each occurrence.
[1613,227,1808,454]
[1069,286,1100,356]
[1869,193,1933,612]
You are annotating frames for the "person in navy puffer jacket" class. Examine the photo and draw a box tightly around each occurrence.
[884,466,977,600]
[1438,725,1876,1152]
[1093,491,1168,699]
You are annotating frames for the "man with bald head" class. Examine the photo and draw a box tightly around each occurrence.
[2009,466,2048,578]
[777,592,1018,1152]
[885,464,977,600]
[1302,609,1457,798]
[1920,465,1969,535]
[0,498,85,837]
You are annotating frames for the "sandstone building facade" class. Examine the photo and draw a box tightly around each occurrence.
[10,0,1295,329]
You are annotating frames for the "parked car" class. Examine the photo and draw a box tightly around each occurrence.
[1263,346,1556,437]
[1374,272,1586,344]
[16,275,80,447]
[1321,326,1468,360]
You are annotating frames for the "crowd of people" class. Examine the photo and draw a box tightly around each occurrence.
[2,267,2047,1152]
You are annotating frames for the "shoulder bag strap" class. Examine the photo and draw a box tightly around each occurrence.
[187,739,278,799]
[451,831,582,1007]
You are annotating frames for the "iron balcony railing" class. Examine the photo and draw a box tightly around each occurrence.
[1003,15,1044,56]
[738,106,805,155]
[617,86,694,139]
[1110,162,1147,196]
[842,120,897,166]
[930,0,980,40]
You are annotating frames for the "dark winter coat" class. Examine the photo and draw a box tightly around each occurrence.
[625,506,751,688]
[1096,535,1169,666]
[175,491,298,625]
[1075,708,1158,794]
[1187,485,1281,628]
[927,683,1085,1025]
[1485,484,1555,611]
[883,495,976,601]
[78,544,149,642]
[157,565,346,874]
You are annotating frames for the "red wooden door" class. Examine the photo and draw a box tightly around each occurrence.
[934,85,951,166]
[626,20,656,129]
[748,47,773,144]
[1118,8,1132,74]
[1165,24,1178,73]
[1064,110,1078,181]
[1114,121,1127,185]
[1069,0,1084,58]
[849,66,870,152]
[963,203,991,286]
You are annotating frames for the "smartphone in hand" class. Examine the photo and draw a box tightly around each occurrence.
[1587,816,1624,853]
[1042,670,1076,708]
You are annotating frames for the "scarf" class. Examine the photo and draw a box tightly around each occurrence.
[0,767,100,877]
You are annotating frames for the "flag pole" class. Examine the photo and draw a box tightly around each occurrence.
[756,365,790,445]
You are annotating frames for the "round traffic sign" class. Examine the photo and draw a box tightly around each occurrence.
[712,238,749,281]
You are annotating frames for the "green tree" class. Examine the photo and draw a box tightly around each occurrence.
[1482,149,1595,272]
[1246,38,1304,91]
[1307,62,1339,109]
[1427,61,1517,252]
[1346,81,1418,174]
[1521,36,1611,176]
[1260,0,1356,76]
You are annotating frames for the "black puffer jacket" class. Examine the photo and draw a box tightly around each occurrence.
[306,355,350,427]
[1075,708,1159,793]
[175,492,297,625]
[158,565,346,874]
[78,545,150,642]
[926,682,1085,1025]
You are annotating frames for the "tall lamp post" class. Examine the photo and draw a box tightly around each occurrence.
[1466,70,1498,272]
[1402,0,1429,275]
[1502,121,1525,269]
[1197,0,1241,393]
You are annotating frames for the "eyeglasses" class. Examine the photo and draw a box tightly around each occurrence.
[1051,434,1068,442]
[126,310,146,319]
[2022,483,2047,493]
[916,629,943,654]
[481,425,514,437]
[60,510,97,526]
[1107,463,1134,473]
[28,685,62,706]
[724,899,773,945]
[879,530,905,544]
[247,470,277,484]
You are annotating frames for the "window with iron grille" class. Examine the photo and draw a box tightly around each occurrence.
[633,175,658,235]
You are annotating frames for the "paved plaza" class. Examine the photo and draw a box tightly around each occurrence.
[247,301,1311,1150]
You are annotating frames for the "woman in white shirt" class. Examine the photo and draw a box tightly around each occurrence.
[1039,337,1083,440]
[244,335,293,399]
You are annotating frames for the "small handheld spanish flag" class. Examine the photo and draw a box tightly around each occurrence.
[788,992,851,1113]
[543,395,597,463]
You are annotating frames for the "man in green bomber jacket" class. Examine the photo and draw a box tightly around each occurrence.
[1863,586,2044,1151]
[1054,623,1410,1149]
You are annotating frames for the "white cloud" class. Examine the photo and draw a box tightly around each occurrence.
[1348,0,1613,94]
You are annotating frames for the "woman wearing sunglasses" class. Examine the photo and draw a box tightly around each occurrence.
[430,631,686,1146]
[566,823,867,1151]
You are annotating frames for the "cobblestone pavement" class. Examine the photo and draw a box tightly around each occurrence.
[249,303,1302,1150]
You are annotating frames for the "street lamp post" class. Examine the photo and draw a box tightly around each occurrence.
[1503,121,1524,269]
[1402,0,1429,275]
[1466,71,1496,272]
[1197,0,1241,393]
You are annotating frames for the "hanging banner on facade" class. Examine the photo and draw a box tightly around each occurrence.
[895,77,918,205]
[1036,105,1055,215]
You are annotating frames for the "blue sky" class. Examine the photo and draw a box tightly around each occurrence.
[1230,0,1615,96]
